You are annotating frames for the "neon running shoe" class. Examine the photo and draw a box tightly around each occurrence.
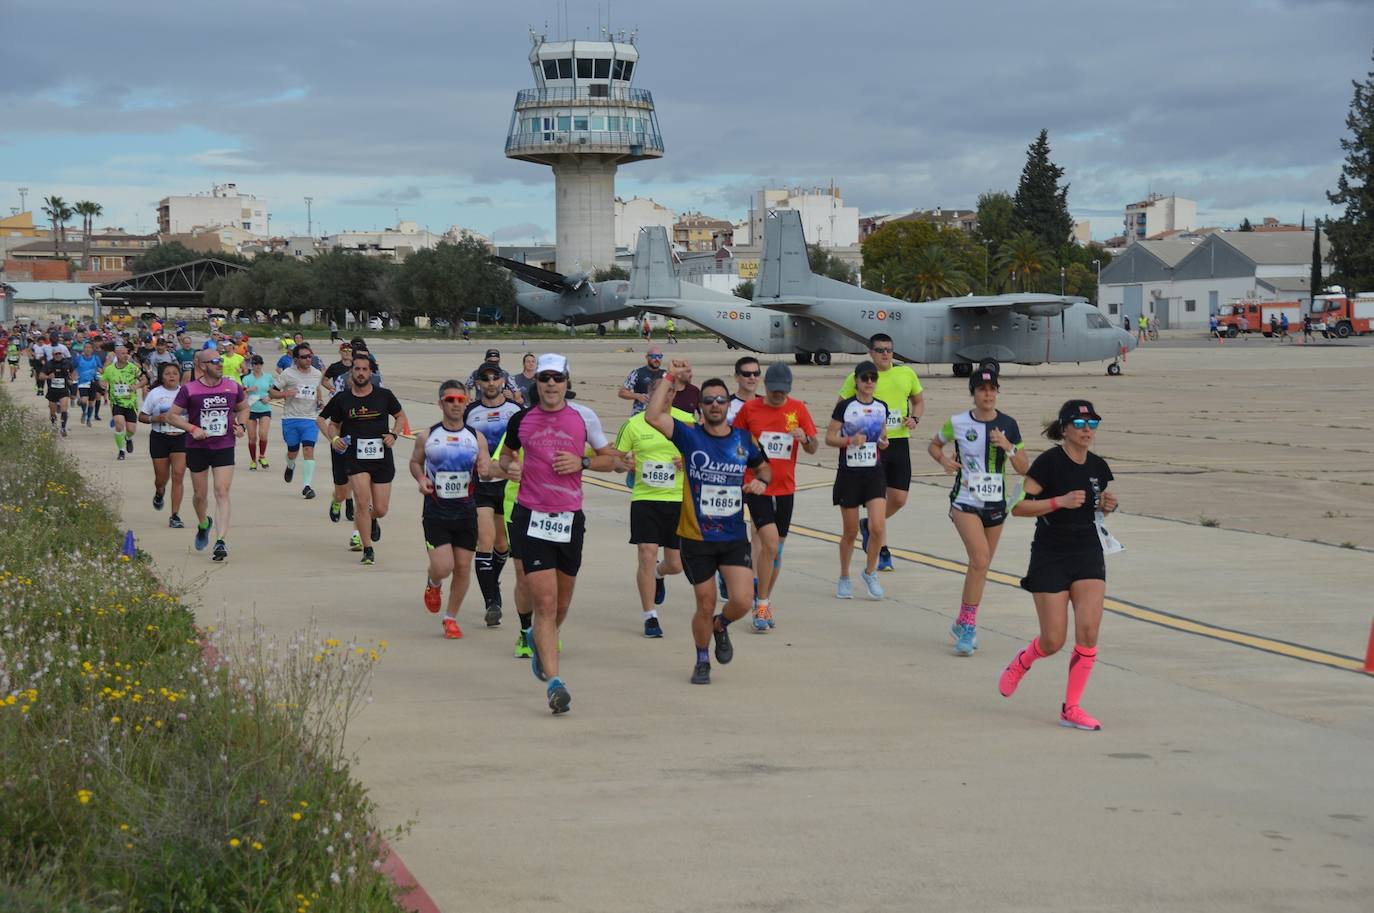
[860,570,885,599]
[514,629,533,659]
[248,461,258,472]
[258,458,268,469]
[194,518,212,551]
[211,539,228,562]
[877,547,894,572]
[360,547,375,566]
[643,616,663,638]
[951,622,978,656]
[329,500,341,523]
[712,616,734,665]
[424,582,442,613]
[284,463,294,483]
[442,616,462,640]
[654,575,666,606]
[528,629,548,681]
[484,600,502,627]
[1060,704,1101,731]
[348,532,362,552]
[859,517,870,554]
[836,576,853,599]
[753,603,772,632]
[998,651,1030,698]
[547,678,571,714]
[690,661,710,684]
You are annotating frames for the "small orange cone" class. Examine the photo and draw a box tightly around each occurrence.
[1364,619,1374,675]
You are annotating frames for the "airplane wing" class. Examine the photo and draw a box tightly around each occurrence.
[490,256,585,294]
[945,294,1080,317]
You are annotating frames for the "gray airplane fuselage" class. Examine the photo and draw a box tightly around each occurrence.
[512,278,635,326]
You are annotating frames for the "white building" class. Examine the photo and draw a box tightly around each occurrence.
[748,187,859,248]
[1097,230,1330,330]
[614,196,675,251]
[320,221,445,261]
[1124,193,1196,245]
[157,183,269,237]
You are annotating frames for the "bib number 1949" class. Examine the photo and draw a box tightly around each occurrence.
[528,510,574,543]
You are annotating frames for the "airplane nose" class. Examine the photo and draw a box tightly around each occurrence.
[1119,329,1138,352]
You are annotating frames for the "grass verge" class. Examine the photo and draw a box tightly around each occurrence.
[0,385,409,911]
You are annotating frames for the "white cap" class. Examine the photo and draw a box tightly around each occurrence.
[536,353,569,376]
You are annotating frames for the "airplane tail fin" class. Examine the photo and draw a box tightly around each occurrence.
[629,227,680,300]
[757,209,817,301]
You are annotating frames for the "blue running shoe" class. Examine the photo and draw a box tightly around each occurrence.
[547,677,571,714]
[654,575,666,606]
[194,518,212,552]
[836,576,853,599]
[859,517,870,554]
[860,570,885,599]
[643,616,663,638]
[528,628,548,682]
[951,622,978,656]
[877,547,894,572]
[717,572,728,602]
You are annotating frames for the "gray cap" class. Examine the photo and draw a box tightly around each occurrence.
[764,362,792,393]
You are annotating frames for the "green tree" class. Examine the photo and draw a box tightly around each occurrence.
[1011,129,1073,250]
[72,200,103,269]
[1239,217,1254,232]
[255,256,317,318]
[1311,218,1325,309]
[862,220,985,296]
[732,279,755,300]
[592,264,629,281]
[1326,46,1374,293]
[807,244,857,284]
[203,271,262,315]
[308,249,395,324]
[898,245,970,300]
[42,195,73,252]
[392,238,515,333]
[995,230,1051,291]
[127,241,249,274]
[974,190,1014,246]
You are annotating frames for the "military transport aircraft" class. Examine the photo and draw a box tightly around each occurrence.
[754,209,1137,375]
[493,256,635,329]
[627,226,864,364]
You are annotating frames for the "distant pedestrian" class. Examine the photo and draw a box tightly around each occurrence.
[1269,314,1279,339]
[641,315,652,342]
[1303,314,1313,342]
[329,318,340,343]
[1279,312,1290,342]
[461,320,472,343]
[666,317,678,344]
[1136,314,1147,343]
[1209,314,1220,340]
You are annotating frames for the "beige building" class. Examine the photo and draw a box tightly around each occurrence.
[157,183,269,237]
[614,196,676,251]
[1124,193,1196,245]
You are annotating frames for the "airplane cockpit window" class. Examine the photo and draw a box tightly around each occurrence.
[1085,312,1111,329]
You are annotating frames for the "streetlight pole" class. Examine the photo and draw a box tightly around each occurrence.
[1060,266,1066,295]
[18,187,28,212]
[304,197,314,237]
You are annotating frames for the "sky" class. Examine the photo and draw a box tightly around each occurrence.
[2,0,1371,243]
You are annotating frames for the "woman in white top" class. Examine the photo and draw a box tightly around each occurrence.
[138,361,189,529]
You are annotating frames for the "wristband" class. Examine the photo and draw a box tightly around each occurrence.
[332,436,343,446]
[1049,497,1058,511]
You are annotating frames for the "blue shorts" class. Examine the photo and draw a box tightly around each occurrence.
[282,418,319,451]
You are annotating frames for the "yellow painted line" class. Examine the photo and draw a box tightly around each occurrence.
[582,476,1369,676]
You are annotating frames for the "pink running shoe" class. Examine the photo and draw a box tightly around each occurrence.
[1059,704,1101,731]
[998,651,1029,697]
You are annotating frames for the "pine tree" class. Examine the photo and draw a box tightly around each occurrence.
[1326,47,1374,292]
[1310,219,1324,316]
[1011,129,1073,251]
[1239,218,1254,232]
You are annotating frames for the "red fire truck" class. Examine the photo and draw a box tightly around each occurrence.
[1311,291,1374,338]
[1216,300,1303,337]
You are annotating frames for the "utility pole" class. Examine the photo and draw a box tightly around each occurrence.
[18,187,28,212]
[304,197,314,237]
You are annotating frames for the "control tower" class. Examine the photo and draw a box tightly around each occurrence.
[506,30,664,274]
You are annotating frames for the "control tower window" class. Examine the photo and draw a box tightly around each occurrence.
[542,59,558,80]
[574,116,588,131]
[612,60,624,80]
[594,58,610,79]
[556,58,572,79]
[577,57,593,79]
[621,60,634,81]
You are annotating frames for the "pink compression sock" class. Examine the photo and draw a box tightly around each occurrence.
[957,602,978,626]
[1018,637,1047,671]
[1065,645,1098,707]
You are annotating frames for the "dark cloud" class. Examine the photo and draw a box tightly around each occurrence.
[460,195,494,206]
[491,222,548,241]
[339,185,424,206]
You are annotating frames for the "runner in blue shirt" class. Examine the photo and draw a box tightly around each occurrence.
[73,342,105,427]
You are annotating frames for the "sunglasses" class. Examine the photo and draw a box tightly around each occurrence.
[700,394,730,405]
[537,373,567,383]
[295,353,312,359]
[736,370,761,378]
[1069,418,1101,429]
[870,347,894,354]
[205,357,222,365]
[857,373,878,382]
[441,394,466,403]
[647,355,663,360]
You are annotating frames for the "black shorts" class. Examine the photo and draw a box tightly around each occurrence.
[1020,546,1106,594]
[881,438,912,491]
[475,480,507,514]
[347,453,396,484]
[330,446,350,486]
[629,500,681,549]
[744,493,795,538]
[77,384,92,399]
[46,387,71,403]
[508,504,586,576]
[186,446,235,473]
[149,431,187,460]
[950,502,1006,528]
[248,411,272,423]
[832,471,887,509]
[112,404,138,423]
[423,511,478,551]
[680,538,752,586]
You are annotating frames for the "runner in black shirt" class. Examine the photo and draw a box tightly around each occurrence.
[999,400,1119,732]
[317,358,408,566]
[322,342,356,523]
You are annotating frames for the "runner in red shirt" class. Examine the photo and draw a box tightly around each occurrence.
[732,362,818,631]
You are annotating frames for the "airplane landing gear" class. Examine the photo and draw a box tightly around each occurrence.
[794,352,813,365]
[1107,360,1122,376]
[813,350,831,366]
[952,363,972,377]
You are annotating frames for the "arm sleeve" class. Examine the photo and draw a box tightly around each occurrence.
[172,387,189,409]
[907,368,924,396]
[578,405,609,449]
[1006,417,1023,448]
[623,369,638,392]
[937,418,954,443]
[669,418,691,452]
[831,399,848,422]
[320,396,342,423]
[614,420,633,452]
[1024,450,1053,497]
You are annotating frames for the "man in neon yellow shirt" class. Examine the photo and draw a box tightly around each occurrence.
[613,406,694,638]
[836,332,925,571]
[101,345,146,460]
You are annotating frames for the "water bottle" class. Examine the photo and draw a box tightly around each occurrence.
[340,435,351,448]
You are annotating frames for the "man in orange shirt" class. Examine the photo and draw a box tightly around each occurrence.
[732,362,818,631]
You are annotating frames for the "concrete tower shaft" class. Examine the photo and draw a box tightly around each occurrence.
[506,32,663,274]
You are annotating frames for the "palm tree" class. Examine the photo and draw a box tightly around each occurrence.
[73,201,103,269]
[42,195,72,253]
[902,245,970,301]
[994,230,1050,291]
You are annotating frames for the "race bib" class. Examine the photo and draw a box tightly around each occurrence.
[528,510,573,543]
[640,460,676,488]
[201,409,229,437]
[1095,511,1124,556]
[113,383,131,397]
[295,384,315,399]
[700,484,742,518]
[848,441,878,468]
[885,410,903,429]
[759,431,795,461]
[49,378,66,389]
[966,472,1004,501]
[434,471,471,499]
[356,437,385,460]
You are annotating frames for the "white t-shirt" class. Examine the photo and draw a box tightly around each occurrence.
[140,385,184,435]
[272,365,324,419]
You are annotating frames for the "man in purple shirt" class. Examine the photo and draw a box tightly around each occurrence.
[166,349,248,562]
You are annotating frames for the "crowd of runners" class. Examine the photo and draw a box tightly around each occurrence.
[3,320,1122,728]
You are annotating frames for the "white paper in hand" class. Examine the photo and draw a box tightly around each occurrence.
[1095,511,1124,556]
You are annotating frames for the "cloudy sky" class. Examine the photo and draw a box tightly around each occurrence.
[2,0,1370,242]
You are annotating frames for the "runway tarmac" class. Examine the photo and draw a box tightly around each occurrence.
[22,334,1373,912]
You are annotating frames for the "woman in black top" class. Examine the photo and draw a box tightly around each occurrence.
[998,399,1118,731]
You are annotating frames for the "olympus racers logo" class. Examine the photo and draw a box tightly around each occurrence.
[689,449,745,484]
